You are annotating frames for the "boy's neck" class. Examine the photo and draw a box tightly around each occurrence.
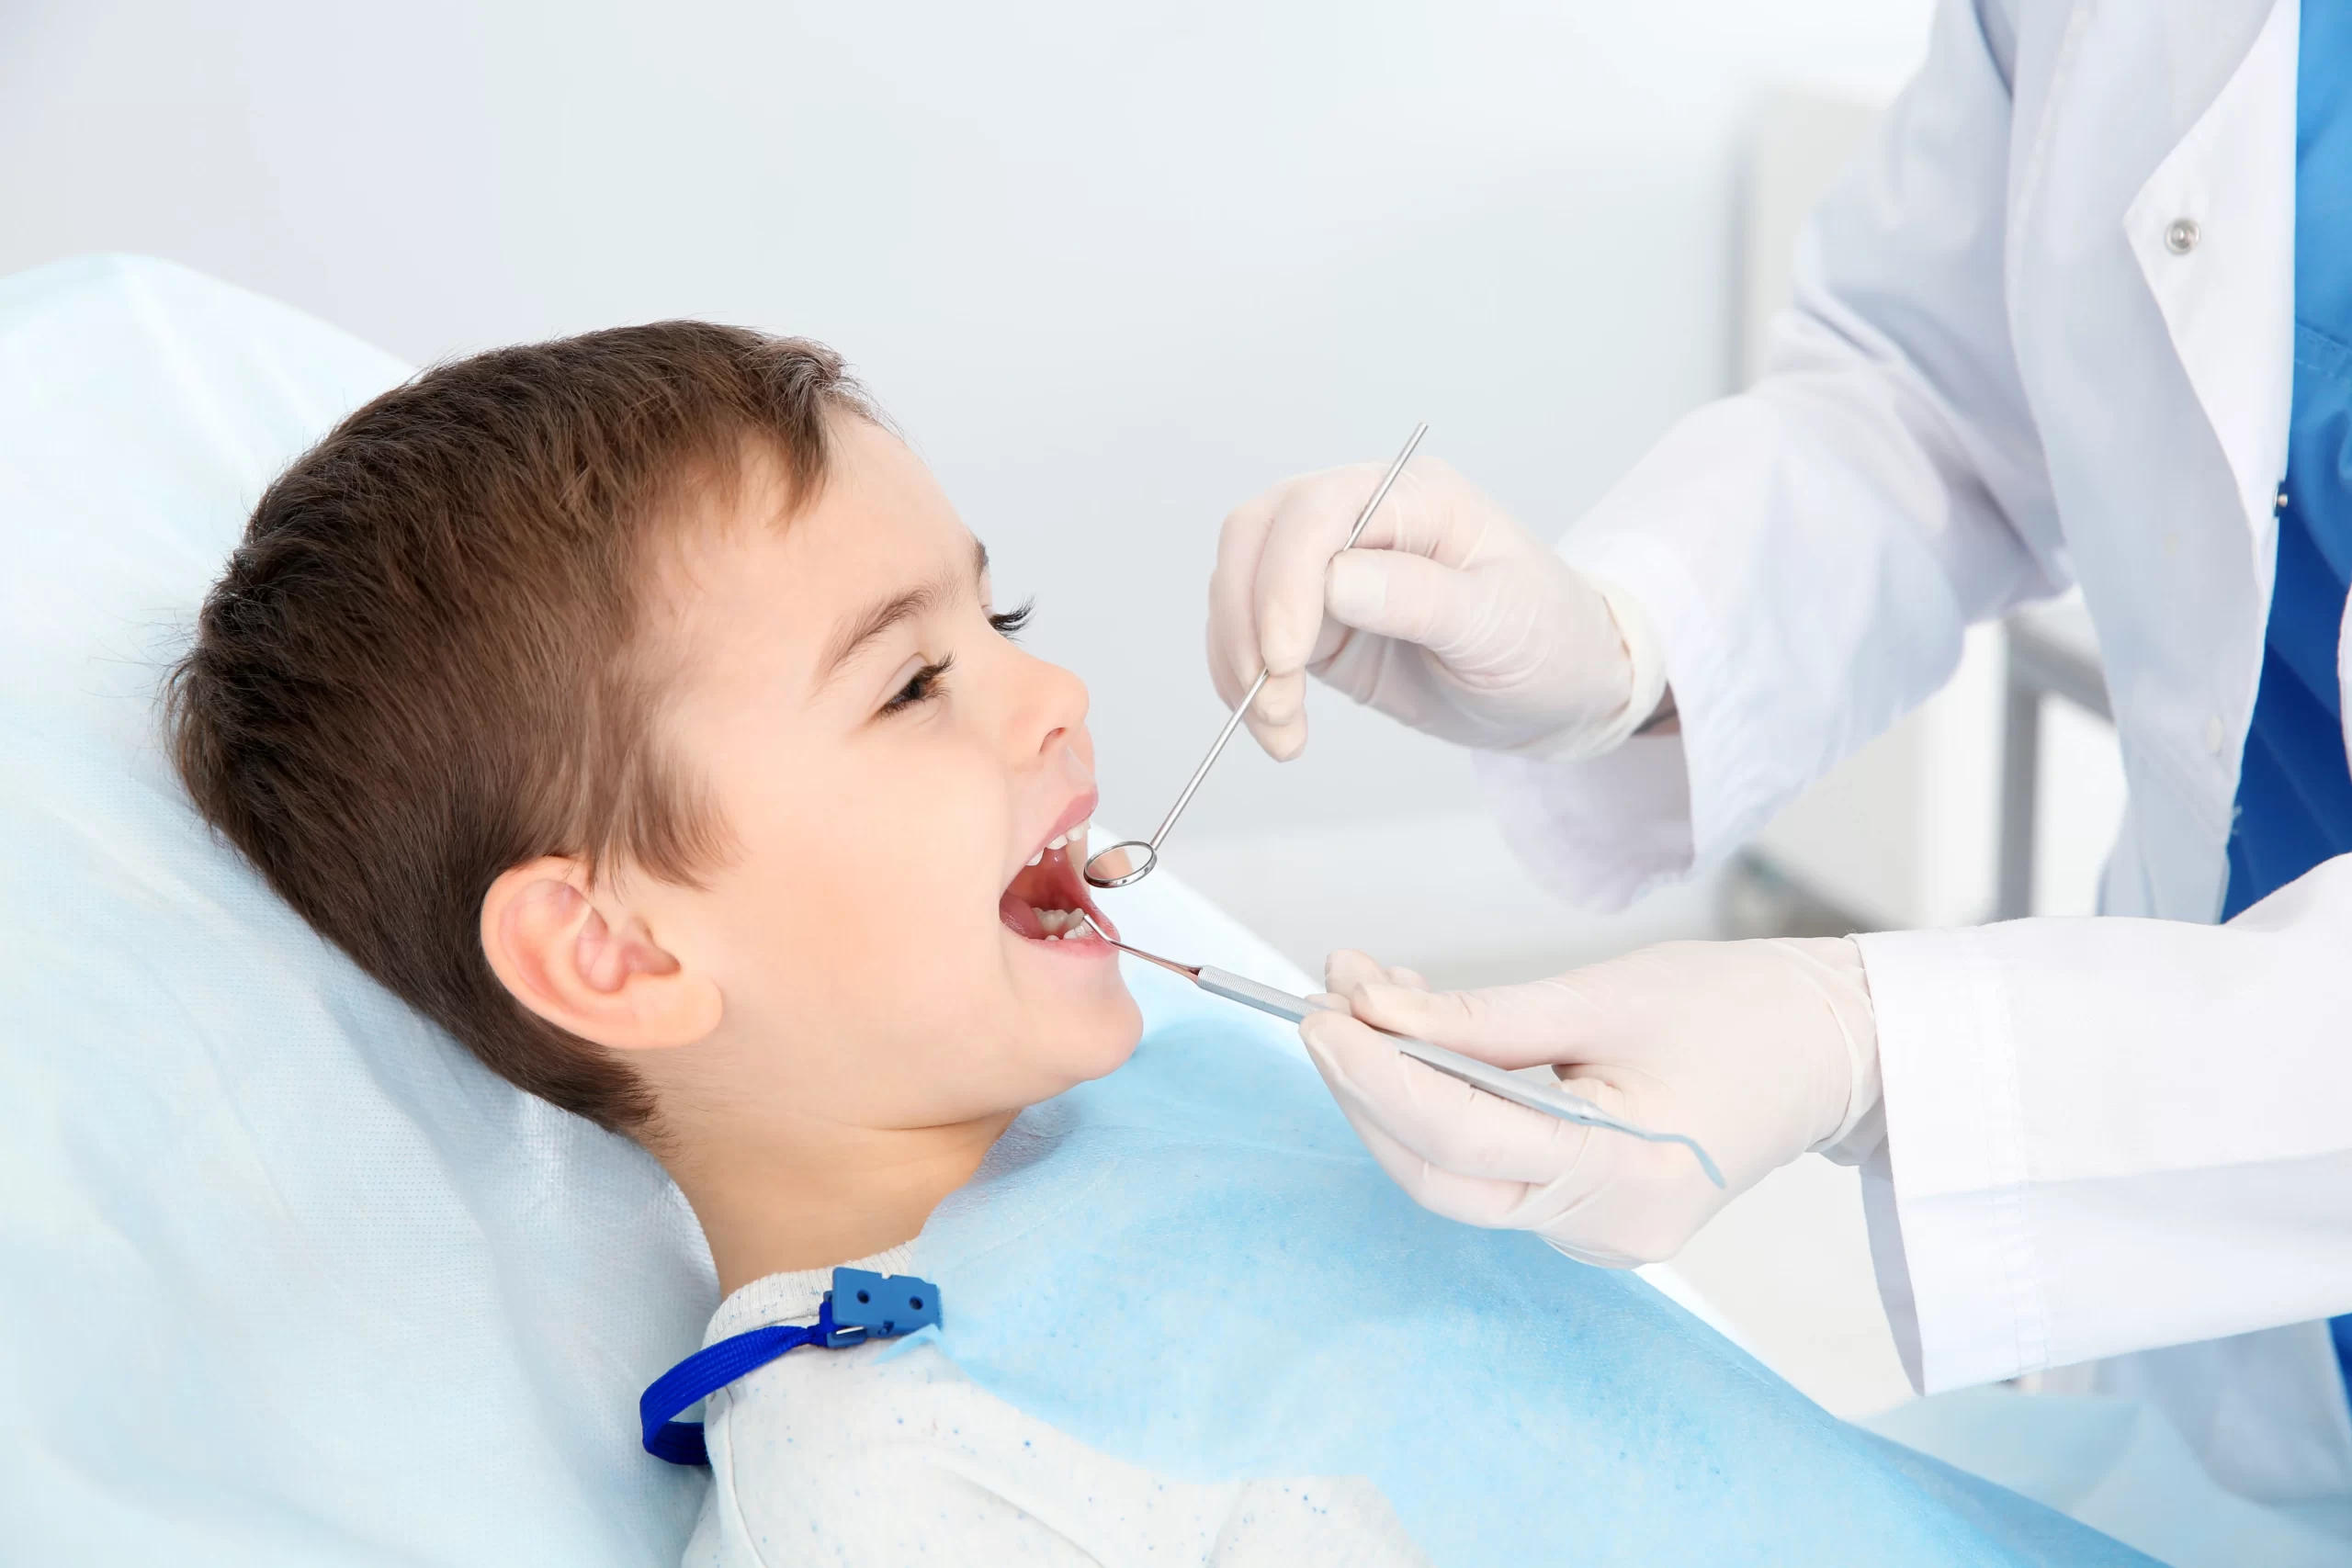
[666,1110,1014,1297]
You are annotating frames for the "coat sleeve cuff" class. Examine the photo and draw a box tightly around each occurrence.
[1850,924,2049,1392]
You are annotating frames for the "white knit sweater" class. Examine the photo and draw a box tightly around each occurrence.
[682,1244,1430,1567]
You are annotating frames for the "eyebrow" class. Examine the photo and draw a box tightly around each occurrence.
[816,537,991,684]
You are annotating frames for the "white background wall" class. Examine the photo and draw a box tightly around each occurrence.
[0,0,1937,977]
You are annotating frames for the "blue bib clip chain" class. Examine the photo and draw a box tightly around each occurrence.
[639,1268,942,1467]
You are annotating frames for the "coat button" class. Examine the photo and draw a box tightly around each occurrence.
[2205,715,2227,755]
[2165,217,2200,254]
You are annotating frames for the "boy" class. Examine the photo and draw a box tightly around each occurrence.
[166,323,1427,1564]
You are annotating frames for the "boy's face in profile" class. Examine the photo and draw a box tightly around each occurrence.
[615,417,1143,1132]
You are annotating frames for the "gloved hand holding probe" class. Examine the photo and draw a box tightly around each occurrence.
[1206,456,1668,762]
[1299,940,1883,1267]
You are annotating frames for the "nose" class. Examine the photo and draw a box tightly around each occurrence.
[1006,643,1092,770]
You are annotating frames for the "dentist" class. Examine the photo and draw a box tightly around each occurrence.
[1212,0,2352,1499]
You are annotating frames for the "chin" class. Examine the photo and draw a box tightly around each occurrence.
[1033,988,1146,1095]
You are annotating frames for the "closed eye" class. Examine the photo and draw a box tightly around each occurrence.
[880,655,954,716]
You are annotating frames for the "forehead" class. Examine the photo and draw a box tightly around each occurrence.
[648,418,975,694]
[789,416,967,578]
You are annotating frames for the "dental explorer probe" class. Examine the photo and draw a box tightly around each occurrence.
[1083,422,1430,891]
[1080,917,1725,1187]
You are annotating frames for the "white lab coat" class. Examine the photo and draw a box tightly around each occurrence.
[1481,0,2352,1503]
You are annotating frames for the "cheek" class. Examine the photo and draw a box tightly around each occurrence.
[694,725,1141,1122]
[706,740,1015,1043]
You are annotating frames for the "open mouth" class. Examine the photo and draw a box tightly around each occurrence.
[1000,818,1118,947]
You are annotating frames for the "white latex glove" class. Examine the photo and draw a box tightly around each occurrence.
[1298,940,1882,1267]
[1206,455,1667,761]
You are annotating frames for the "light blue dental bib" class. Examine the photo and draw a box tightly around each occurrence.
[899,997,2150,1566]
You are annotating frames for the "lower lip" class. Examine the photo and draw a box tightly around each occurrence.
[1027,931,1117,958]
[1001,897,1117,946]
[999,902,1121,954]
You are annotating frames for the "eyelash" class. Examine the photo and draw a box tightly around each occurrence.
[877,602,1035,716]
[881,655,954,716]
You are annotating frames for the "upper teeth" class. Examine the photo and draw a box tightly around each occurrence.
[1040,818,1091,857]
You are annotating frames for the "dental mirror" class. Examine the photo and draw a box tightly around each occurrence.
[1082,839,1156,888]
[1083,421,1430,891]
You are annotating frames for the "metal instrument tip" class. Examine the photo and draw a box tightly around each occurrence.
[1079,915,1201,980]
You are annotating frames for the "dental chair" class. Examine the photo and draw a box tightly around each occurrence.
[0,254,1321,1563]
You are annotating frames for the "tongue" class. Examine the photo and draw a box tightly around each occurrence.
[999,890,1046,939]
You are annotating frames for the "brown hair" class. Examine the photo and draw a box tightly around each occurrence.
[164,321,876,1134]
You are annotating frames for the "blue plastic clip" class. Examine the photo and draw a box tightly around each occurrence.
[639,1268,942,1465]
[823,1267,943,1346]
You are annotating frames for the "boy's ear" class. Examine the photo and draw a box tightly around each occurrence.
[480,857,721,1052]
